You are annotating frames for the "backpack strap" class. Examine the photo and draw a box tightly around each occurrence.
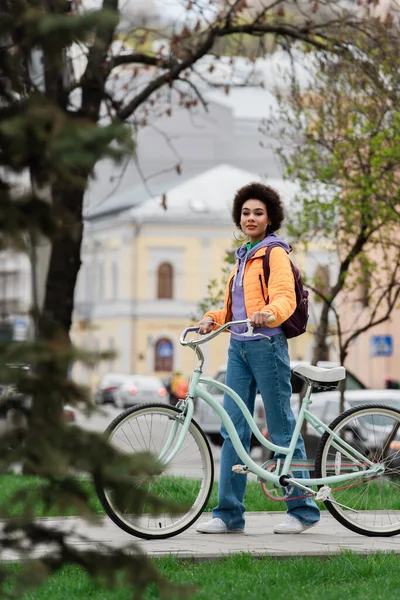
[262,244,308,339]
[262,244,283,287]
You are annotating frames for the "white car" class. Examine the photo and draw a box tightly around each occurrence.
[94,373,131,407]
[116,375,169,408]
[307,388,400,423]
[195,361,367,447]
[295,388,400,463]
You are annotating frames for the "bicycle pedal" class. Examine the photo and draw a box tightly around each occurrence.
[315,485,332,502]
[232,464,248,474]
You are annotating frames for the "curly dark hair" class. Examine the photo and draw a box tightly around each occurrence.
[232,182,285,233]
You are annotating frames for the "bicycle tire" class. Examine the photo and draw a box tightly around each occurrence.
[315,404,400,537]
[95,403,214,539]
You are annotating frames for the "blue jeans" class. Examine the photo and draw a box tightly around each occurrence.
[212,335,320,531]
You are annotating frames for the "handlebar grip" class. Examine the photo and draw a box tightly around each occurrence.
[180,325,200,345]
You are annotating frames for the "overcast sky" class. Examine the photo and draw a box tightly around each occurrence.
[82,0,204,18]
[81,0,221,26]
[81,1,399,24]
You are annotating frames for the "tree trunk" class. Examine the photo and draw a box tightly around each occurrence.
[312,301,331,365]
[23,181,86,453]
[300,300,332,438]
[339,348,348,416]
[39,182,85,343]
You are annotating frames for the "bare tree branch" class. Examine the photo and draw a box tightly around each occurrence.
[109,53,179,71]
[175,76,209,111]
[114,13,358,122]
[116,29,216,120]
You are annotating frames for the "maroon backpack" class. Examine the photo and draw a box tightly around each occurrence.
[263,245,309,339]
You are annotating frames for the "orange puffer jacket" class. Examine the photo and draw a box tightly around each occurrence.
[204,246,296,328]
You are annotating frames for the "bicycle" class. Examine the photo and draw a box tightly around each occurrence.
[95,319,400,540]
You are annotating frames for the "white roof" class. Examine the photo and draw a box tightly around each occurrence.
[206,87,279,120]
[125,163,301,225]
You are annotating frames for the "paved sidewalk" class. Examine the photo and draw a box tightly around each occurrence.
[1,512,399,561]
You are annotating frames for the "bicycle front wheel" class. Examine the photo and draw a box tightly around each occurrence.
[95,403,214,539]
[315,404,400,537]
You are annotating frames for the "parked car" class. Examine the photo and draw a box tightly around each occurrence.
[0,364,77,436]
[195,361,367,447]
[0,388,76,437]
[94,373,131,408]
[115,375,169,408]
[336,389,400,469]
[305,388,400,434]
[265,388,400,465]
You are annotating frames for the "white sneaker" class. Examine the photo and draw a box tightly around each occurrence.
[273,514,318,534]
[196,518,244,534]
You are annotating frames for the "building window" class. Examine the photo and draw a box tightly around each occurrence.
[157,262,173,299]
[155,338,173,372]
[97,262,104,301]
[84,264,91,303]
[0,270,21,318]
[112,262,118,300]
[108,337,115,372]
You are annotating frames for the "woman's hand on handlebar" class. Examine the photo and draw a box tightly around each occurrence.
[250,311,275,327]
[197,317,214,335]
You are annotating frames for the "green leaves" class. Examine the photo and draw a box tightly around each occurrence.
[275,48,400,246]
[261,26,400,365]
[0,194,56,248]
[0,94,132,189]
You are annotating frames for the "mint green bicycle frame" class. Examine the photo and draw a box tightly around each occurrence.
[166,319,383,496]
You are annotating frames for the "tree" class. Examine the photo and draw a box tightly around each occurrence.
[0,3,187,597]
[1,0,375,345]
[262,20,400,378]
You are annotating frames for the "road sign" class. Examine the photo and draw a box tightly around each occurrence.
[370,335,393,358]
[13,318,28,342]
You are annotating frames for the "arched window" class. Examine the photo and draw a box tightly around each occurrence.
[157,262,173,299]
[155,338,173,372]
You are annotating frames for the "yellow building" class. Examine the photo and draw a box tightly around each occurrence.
[72,164,324,390]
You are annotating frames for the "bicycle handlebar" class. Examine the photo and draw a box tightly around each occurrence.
[180,316,276,347]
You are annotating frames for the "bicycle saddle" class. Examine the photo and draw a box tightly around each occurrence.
[292,364,346,388]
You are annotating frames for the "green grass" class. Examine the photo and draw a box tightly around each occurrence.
[1,474,399,518]
[0,475,103,518]
[0,474,283,518]
[4,553,400,600]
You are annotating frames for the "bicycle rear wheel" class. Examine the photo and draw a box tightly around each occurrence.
[95,403,214,539]
[315,404,400,537]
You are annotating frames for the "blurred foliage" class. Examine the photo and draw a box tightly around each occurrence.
[0,1,185,599]
[261,22,400,363]
[0,341,189,599]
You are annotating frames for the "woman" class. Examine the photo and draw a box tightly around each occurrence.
[196,182,320,534]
